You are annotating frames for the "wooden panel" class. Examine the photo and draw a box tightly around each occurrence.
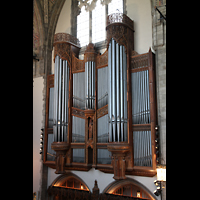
[72,107,85,119]
[97,104,108,119]
[132,124,151,131]
[72,54,85,73]
[96,50,108,69]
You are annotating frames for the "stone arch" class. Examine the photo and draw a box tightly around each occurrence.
[47,0,66,51]
[102,178,157,200]
[33,0,45,77]
[33,0,44,55]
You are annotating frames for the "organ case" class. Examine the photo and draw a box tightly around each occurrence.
[43,13,157,178]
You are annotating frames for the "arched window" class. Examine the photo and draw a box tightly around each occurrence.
[103,178,156,200]
[48,172,91,200]
[77,0,124,47]
[51,172,90,191]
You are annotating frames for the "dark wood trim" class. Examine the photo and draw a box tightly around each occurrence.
[148,48,157,171]
[131,66,149,73]
[97,104,108,119]
[132,124,151,131]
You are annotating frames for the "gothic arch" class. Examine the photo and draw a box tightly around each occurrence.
[47,0,66,50]
[102,178,157,200]
[33,0,44,56]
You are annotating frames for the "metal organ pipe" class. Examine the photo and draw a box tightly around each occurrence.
[108,41,112,142]
[85,61,95,109]
[53,56,69,142]
[111,39,116,142]
[108,38,127,142]
[132,70,150,124]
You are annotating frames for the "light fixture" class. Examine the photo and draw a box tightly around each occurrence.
[136,191,140,197]
[155,138,159,143]
[154,189,161,196]
[40,128,44,155]
[157,168,166,181]
[153,166,166,199]
[154,180,159,186]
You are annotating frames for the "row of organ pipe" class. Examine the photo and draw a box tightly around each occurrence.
[53,55,69,142]
[72,62,95,110]
[73,72,85,109]
[85,61,95,109]
[133,131,152,166]
[97,67,108,109]
[108,38,128,142]
[132,70,150,124]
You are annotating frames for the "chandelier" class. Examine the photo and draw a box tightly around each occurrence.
[78,0,112,12]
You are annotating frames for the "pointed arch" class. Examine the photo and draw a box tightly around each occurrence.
[33,0,44,55]
[47,0,66,50]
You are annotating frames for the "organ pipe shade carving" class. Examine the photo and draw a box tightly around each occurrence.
[53,56,69,142]
[108,38,127,142]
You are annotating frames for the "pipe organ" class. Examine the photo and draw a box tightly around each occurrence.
[53,56,69,142]
[44,13,158,179]
[108,39,127,143]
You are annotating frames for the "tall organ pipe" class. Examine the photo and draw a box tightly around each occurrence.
[53,56,69,142]
[108,38,127,142]
[85,61,95,109]
[111,39,116,142]
[108,41,112,142]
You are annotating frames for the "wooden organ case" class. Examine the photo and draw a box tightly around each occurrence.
[44,13,157,178]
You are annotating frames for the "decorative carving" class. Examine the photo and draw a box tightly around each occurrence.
[72,54,85,73]
[72,107,85,119]
[54,42,71,64]
[84,43,97,62]
[88,118,93,140]
[132,50,139,56]
[131,53,149,71]
[53,33,81,63]
[92,180,99,200]
[96,50,108,69]
[106,13,134,52]
[86,117,94,149]
[106,13,134,30]
[48,186,91,200]
[97,104,108,119]
[54,33,80,47]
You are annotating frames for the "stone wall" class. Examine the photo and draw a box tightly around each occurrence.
[151,3,166,200]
